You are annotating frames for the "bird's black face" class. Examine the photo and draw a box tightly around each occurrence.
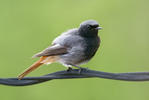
[87,24,99,31]
[79,20,102,37]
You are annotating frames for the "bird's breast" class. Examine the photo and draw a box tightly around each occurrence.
[83,36,100,60]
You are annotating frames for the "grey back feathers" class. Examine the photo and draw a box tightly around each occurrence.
[33,44,68,58]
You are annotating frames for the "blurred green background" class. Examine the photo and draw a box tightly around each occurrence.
[0,0,149,100]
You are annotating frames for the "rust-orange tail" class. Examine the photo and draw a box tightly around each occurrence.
[18,56,47,80]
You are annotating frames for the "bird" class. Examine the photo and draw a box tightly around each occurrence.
[18,20,102,80]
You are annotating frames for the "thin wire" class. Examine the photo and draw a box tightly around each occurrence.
[0,69,149,86]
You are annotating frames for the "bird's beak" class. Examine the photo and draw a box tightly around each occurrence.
[96,27,102,30]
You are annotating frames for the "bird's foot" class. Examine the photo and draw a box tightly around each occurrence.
[66,67,73,72]
[70,64,88,74]
[67,64,88,74]
[78,67,88,74]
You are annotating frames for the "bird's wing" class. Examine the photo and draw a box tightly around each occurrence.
[32,44,68,58]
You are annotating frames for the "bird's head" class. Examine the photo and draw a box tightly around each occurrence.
[78,20,102,37]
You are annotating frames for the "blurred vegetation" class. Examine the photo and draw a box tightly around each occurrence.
[0,0,149,100]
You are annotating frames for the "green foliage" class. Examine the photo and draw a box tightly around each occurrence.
[0,0,149,100]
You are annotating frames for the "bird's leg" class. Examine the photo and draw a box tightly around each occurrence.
[71,64,88,73]
[72,65,82,69]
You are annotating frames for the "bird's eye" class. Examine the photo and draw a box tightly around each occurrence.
[88,25,99,30]
[88,25,92,29]
[91,25,99,28]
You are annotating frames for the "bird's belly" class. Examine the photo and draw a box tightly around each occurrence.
[58,52,87,67]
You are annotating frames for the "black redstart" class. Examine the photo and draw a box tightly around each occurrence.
[18,20,102,79]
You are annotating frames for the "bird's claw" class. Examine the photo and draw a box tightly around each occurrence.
[78,67,88,74]
[66,67,73,72]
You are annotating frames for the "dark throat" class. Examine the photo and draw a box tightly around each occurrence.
[83,36,100,60]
